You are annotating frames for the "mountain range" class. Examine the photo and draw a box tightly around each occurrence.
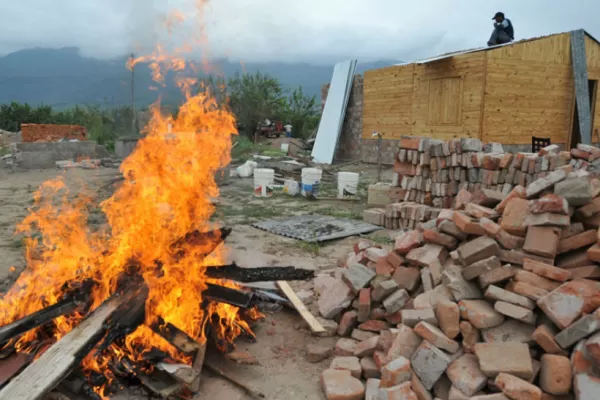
[0,47,399,109]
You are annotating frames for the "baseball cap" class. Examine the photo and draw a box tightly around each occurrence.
[493,12,504,19]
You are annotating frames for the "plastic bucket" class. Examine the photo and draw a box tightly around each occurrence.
[337,172,360,199]
[283,179,300,196]
[301,168,322,197]
[253,168,275,197]
[280,143,290,154]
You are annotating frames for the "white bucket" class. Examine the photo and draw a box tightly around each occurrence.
[283,179,300,196]
[301,167,322,197]
[253,168,275,197]
[337,172,360,199]
[280,143,290,154]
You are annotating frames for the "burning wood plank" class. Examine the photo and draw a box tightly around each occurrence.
[204,283,254,309]
[0,287,146,400]
[205,263,315,282]
[0,280,94,346]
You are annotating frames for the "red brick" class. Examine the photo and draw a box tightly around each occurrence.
[560,222,585,239]
[423,228,457,249]
[455,189,473,210]
[373,350,389,370]
[393,266,421,291]
[494,301,536,325]
[414,321,459,353]
[472,188,505,207]
[395,161,417,175]
[354,335,381,357]
[337,311,359,336]
[360,357,380,379]
[587,243,600,262]
[359,320,389,332]
[475,342,533,380]
[514,269,561,292]
[21,123,87,142]
[375,259,395,277]
[381,356,412,387]
[321,369,365,400]
[395,230,423,255]
[496,185,526,214]
[446,354,487,396]
[523,226,560,259]
[400,137,421,150]
[500,197,531,236]
[378,381,417,400]
[406,244,449,268]
[458,300,505,329]
[557,230,596,254]
[335,338,360,356]
[331,356,362,379]
[539,354,572,395]
[354,239,376,253]
[387,252,405,269]
[453,212,486,235]
[459,321,480,353]
[505,281,549,301]
[435,301,460,339]
[532,324,564,355]
[436,209,455,226]
[529,194,569,215]
[495,373,542,400]
[570,265,600,279]
[357,289,372,323]
[537,279,600,329]
[465,203,499,220]
[523,258,572,282]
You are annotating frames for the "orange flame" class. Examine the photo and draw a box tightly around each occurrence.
[0,1,260,396]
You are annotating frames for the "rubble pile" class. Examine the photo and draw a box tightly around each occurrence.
[365,140,600,230]
[313,167,600,400]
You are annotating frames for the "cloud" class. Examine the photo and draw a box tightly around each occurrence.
[1,0,599,63]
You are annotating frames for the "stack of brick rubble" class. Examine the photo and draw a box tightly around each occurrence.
[364,141,600,230]
[314,166,600,400]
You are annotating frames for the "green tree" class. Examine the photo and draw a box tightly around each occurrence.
[282,86,320,139]
[227,72,286,137]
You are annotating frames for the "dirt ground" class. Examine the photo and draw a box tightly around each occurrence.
[0,162,395,400]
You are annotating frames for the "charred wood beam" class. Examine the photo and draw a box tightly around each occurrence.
[204,263,314,283]
[204,283,253,309]
[0,279,95,346]
[171,227,232,259]
[0,285,146,400]
[150,317,202,356]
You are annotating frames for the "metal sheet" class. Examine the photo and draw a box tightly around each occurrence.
[251,214,381,242]
[571,29,592,145]
[311,59,357,164]
[394,30,600,67]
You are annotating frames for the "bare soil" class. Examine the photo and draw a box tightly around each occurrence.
[0,163,395,399]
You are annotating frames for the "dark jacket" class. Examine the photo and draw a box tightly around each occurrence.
[496,18,514,39]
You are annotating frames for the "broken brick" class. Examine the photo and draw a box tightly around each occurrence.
[474,342,533,380]
[414,321,459,353]
[529,194,569,215]
[321,369,365,400]
[423,228,457,249]
[494,373,542,400]
[539,354,572,395]
[400,308,437,328]
[406,244,449,268]
[446,354,487,396]
[453,211,486,235]
[458,299,504,329]
[435,300,460,339]
[395,230,423,255]
[457,236,500,266]
[392,267,421,291]
[523,258,572,282]
[330,356,362,379]
[532,324,564,355]
[380,356,412,388]
[537,279,600,329]
[357,288,371,323]
[337,311,359,337]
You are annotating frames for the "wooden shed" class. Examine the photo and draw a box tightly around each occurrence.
[362,30,600,149]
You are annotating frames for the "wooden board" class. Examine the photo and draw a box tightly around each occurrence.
[0,292,135,400]
[276,281,325,335]
[487,33,571,64]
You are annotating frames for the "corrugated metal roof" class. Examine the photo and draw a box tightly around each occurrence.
[395,29,600,67]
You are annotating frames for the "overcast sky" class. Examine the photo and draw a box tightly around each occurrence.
[2,0,600,64]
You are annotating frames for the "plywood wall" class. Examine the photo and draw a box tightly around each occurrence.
[483,34,574,145]
[362,65,414,139]
[585,35,600,139]
[411,53,485,140]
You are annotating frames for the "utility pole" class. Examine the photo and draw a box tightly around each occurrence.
[130,53,136,135]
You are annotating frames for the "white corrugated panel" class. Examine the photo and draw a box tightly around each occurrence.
[311,59,357,164]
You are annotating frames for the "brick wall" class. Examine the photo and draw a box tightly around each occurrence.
[321,75,398,164]
[21,124,87,143]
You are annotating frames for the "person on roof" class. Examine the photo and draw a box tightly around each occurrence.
[487,12,514,46]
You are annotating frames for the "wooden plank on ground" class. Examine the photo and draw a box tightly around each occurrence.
[571,29,593,145]
[0,290,141,400]
[276,281,325,335]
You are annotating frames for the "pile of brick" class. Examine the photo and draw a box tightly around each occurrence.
[21,123,87,142]
[313,167,600,400]
[391,138,598,209]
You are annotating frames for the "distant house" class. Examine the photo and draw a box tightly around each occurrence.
[360,29,600,154]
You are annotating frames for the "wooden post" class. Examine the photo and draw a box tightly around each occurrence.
[571,30,592,145]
